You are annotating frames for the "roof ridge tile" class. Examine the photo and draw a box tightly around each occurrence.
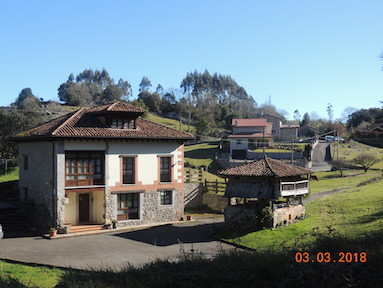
[51,108,84,136]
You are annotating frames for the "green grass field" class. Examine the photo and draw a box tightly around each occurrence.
[144,113,196,133]
[184,142,223,174]
[0,260,64,288]
[220,178,383,253]
[332,140,383,170]
[0,168,19,183]
[309,170,381,195]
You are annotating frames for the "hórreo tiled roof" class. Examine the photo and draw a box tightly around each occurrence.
[219,157,311,177]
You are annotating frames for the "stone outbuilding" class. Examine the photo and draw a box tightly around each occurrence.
[219,157,312,229]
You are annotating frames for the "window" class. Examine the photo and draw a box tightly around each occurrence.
[160,156,171,182]
[23,155,28,170]
[160,190,173,205]
[110,118,135,129]
[23,187,29,201]
[117,193,140,220]
[122,157,135,184]
[65,152,104,186]
[236,139,242,145]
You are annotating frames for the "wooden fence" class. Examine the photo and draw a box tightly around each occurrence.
[185,169,202,183]
[204,179,226,194]
[184,168,227,194]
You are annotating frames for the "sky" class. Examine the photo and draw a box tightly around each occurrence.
[1,0,383,121]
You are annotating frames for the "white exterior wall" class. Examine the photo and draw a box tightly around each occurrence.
[229,138,248,154]
[105,141,181,186]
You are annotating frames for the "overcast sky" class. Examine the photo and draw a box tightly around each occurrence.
[1,0,383,120]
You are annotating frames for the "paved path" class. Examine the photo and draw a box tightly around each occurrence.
[303,188,349,204]
[0,215,234,270]
[311,141,332,171]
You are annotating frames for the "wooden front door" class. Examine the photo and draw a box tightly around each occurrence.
[79,193,90,223]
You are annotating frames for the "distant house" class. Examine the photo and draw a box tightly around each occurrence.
[14,102,194,232]
[262,114,282,139]
[280,124,300,141]
[219,157,312,228]
[228,119,274,159]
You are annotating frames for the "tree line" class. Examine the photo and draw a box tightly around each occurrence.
[1,68,383,166]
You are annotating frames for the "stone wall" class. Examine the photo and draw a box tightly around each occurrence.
[224,202,305,230]
[273,204,305,227]
[116,189,184,228]
[18,142,55,231]
[202,193,228,213]
[247,151,303,160]
[184,183,203,208]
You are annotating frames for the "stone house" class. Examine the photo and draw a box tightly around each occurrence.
[228,119,274,159]
[14,102,194,232]
[219,157,311,228]
[263,113,299,142]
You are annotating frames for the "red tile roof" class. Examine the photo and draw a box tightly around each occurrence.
[231,118,268,127]
[219,157,311,177]
[15,102,195,141]
[86,102,147,114]
[227,132,274,138]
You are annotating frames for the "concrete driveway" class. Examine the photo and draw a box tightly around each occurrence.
[311,141,332,171]
[0,215,235,270]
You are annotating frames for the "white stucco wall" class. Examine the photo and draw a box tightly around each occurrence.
[230,139,248,154]
[106,141,181,186]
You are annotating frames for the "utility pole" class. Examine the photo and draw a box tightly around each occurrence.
[291,138,294,164]
[262,127,265,157]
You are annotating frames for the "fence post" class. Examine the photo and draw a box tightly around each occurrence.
[215,179,218,194]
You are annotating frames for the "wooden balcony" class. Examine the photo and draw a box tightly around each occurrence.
[280,180,309,197]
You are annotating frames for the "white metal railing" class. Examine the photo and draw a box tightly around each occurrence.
[280,180,309,196]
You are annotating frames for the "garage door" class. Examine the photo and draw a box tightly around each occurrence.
[232,149,247,159]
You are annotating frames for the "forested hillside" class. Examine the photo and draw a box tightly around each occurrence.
[1,68,383,166]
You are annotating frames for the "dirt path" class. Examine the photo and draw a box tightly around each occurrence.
[303,188,349,204]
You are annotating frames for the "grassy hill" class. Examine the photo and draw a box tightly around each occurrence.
[144,112,196,134]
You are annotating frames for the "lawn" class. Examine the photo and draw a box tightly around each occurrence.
[0,168,19,183]
[331,140,383,170]
[309,170,381,195]
[0,260,64,288]
[220,178,383,252]
[184,142,222,173]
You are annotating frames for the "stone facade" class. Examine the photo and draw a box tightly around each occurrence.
[115,189,183,228]
[273,204,305,227]
[18,139,186,232]
[18,142,56,230]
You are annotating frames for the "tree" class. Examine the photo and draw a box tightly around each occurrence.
[12,88,41,112]
[58,68,131,106]
[301,113,311,127]
[293,109,301,122]
[353,153,379,173]
[139,76,152,93]
[331,159,349,177]
[138,91,161,114]
[327,103,334,122]
[0,108,43,163]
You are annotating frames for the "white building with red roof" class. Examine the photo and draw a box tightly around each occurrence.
[228,118,274,159]
[14,102,194,234]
